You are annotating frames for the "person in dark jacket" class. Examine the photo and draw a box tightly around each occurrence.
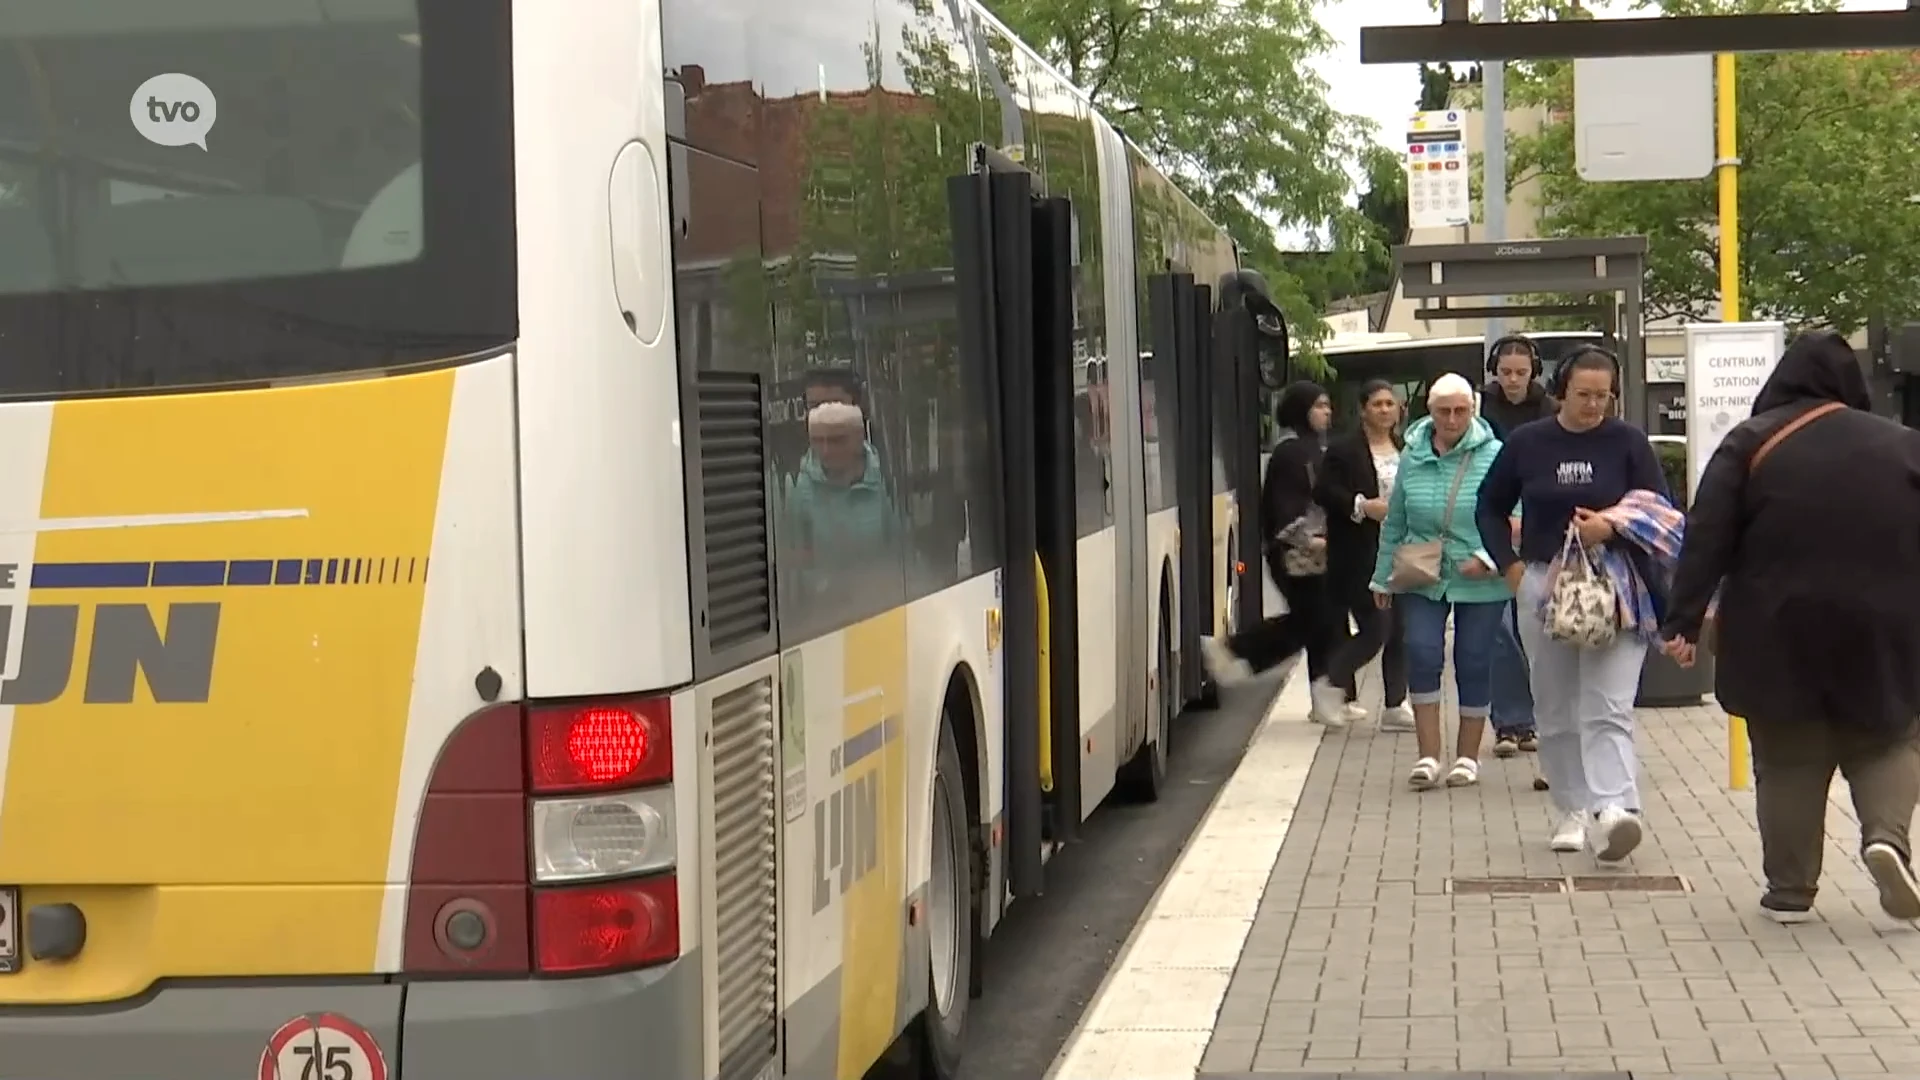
[1479,335,1546,757]
[1480,334,1557,438]
[1201,381,1343,722]
[1660,331,1920,925]
[1314,379,1412,731]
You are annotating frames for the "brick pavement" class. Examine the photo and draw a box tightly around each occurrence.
[1197,684,1920,1080]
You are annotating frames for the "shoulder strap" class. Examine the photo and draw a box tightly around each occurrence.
[1750,401,1846,473]
[1437,446,1474,534]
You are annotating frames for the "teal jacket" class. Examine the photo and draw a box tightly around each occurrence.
[784,444,900,580]
[1370,415,1511,604]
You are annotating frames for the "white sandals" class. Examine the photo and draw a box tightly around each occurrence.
[1445,756,1480,787]
[1409,755,1479,791]
[1408,757,1441,790]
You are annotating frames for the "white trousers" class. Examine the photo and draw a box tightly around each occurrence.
[1515,566,1648,816]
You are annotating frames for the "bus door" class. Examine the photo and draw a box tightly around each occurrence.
[1147,272,1212,709]
[1212,273,1274,631]
[945,146,1086,896]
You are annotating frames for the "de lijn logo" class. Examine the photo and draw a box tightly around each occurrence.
[0,562,219,706]
[130,73,218,151]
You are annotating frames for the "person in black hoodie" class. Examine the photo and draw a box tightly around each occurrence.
[1314,379,1412,731]
[1480,334,1557,438]
[1661,331,1920,925]
[1479,335,1546,757]
[1200,381,1342,720]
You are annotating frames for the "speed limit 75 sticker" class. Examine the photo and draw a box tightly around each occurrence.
[258,1013,389,1080]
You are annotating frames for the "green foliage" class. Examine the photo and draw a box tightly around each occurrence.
[1653,438,1689,505]
[1491,0,1920,332]
[1417,62,1481,110]
[984,0,1377,356]
[1348,144,1409,299]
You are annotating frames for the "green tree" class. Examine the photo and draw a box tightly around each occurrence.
[1418,62,1464,111]
[983,0,1377,351]
[1492,0,1920,331]
[1350,144,1408,297]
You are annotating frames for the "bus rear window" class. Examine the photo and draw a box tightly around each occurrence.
[0,0,515,397]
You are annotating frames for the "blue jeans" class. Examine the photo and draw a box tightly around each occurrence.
[1490,601,1537,737]
[1397,593,1504,718]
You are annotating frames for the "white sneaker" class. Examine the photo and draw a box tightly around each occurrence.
[1309,677,1346,729]
[1199,636,1253,687]
[1343,702,1369,724]
[1550,810,1588,852]
[1378,705,1415,732]
[1593,807,1644,862]
[1863,842,1920,920]
[1760,896,1817,924]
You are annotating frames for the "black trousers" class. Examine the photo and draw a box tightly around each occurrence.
[1225,548,1339,677]
[1325,575,1408,707]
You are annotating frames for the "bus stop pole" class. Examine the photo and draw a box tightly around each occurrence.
[1716,51,1753,793]
[1481,0,1507,351]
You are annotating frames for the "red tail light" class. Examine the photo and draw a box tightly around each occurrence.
[534,877,680,974]
[527,698,672,794]
[403,695,682,977]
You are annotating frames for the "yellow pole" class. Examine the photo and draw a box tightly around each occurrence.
[1715,52,1752,793]
[1036,555,1053,793]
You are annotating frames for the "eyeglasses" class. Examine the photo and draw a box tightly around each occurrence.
[1567,389,1615,405]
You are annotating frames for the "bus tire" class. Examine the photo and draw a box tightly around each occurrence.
[1117,598,1172,802]
[914,716,974,1078]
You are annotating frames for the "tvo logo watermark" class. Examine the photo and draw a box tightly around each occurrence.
[130,73,217,150]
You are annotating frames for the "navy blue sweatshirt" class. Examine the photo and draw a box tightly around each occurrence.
[1475,416,1669,571]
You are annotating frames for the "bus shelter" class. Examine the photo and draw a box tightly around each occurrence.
[1394,236,1652,426]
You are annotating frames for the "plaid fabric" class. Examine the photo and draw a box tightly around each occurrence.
[1595,489,1686,642]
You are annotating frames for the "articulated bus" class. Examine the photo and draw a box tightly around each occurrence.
[0,2,1260,1078]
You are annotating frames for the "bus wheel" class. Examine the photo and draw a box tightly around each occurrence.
[915,717,974,1078]
[1117,604,1171,802]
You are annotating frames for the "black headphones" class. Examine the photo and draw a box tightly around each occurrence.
[1486,334,1542,379]
[1550,343,1623,399]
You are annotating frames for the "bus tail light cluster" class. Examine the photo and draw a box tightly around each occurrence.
[524,698,680,973]
[402,697,682,977]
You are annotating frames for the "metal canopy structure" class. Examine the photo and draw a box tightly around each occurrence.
[1395,236,1650,423]
[1361,7,1920,64]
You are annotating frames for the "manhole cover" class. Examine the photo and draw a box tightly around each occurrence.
[1570,874,1690,892]
[1448,876,1567,895]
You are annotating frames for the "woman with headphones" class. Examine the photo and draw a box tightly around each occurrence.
[1475,345,1671,864]
[1479,335,1547,758]
[1480,334,1556,439]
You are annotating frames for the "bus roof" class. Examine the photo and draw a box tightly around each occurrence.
[1318,330,1602,358]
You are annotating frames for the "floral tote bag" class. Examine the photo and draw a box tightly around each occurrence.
[1543,521,1618,648]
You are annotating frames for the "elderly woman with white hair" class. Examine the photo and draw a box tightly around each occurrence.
[1369,373,1511,790]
